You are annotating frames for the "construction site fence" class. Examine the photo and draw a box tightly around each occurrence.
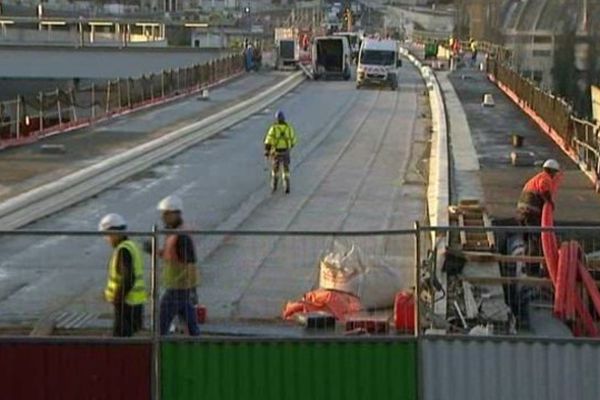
[2,227,600,398]
[2,226,600,339]
[0,229,419,338]
[485,45,600,187]
[4,334,600,400]
[0,54,244,148]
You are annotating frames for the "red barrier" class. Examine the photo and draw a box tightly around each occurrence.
[0,340,151,400]
[565,243,578,321]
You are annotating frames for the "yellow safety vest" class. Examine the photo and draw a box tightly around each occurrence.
[104,240,147,305]
[264,123,297,151]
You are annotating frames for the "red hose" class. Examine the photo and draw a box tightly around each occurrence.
[541,203,558,283]
[553,242,569,318]
[565,241,578,321]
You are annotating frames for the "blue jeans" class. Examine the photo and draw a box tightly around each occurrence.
[159,289,200,336]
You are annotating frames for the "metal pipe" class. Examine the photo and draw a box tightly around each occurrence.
[414,221,421,338]
[151,224,160,400]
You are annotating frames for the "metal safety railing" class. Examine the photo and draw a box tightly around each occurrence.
[0,228,419,339]
[2,224,600,340]
[0,54,244,147]
[484,44,600,186]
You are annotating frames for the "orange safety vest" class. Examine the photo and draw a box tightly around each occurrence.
[517,171,556,213]
[161,230,199,289]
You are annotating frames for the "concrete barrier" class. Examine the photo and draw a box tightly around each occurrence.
[403,47,449,324]
[0,72,306,229]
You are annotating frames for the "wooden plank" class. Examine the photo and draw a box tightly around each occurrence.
[458,213,468,248]
[463,281,478,319]
[458,199,481,207]
[461,251,545,264]
[482,212,496,249]
[463,275,553,286]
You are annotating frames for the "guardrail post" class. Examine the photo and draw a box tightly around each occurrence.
[117,78,122,111]
[39,91,44,133]
[127,78,132,108]
[105,82,111,115]
[90,84,96,121]
[414,221,421,338]
[151,225,161,400]
[15,96,20,139]
[149,74,154,102]
[140,76,146,103]
[70,88,77,122]
[56,88,63,128]
[176,68,181,92]
[161,70,165,98]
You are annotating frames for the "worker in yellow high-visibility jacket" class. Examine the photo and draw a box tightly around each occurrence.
[99,213,147,337]
[264,110,297,194]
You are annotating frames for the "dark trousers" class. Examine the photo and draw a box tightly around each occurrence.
[160,289,200,336]
[271,150,291,177]
[517,208,542,275]
[113,303,143,337]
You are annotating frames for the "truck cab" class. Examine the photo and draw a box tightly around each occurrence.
[356,39,402,90]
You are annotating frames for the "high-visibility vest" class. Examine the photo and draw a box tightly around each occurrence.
[162,233,199,289]
[104,240,147,305]
[517,171,555,212]
[264,123,297,151]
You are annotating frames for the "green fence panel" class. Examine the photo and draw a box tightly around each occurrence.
[161,339,417,400]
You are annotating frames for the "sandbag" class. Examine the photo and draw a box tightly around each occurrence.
[318,242,404,309]
[319,244,362,296]
[282,289,362,321]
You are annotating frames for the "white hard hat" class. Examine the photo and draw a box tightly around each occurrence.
[98,213,127,231]
[543,159,560,171]
[157,195,183,212]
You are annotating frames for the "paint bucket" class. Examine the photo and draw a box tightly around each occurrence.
[482,93,495,107]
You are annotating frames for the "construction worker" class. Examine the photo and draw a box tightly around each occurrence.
[517,159,561,226]
[516,159,561,275]
[99,213,147,337]
[469,39,478,66]
[264,110,297,194]
[149,195,200,336]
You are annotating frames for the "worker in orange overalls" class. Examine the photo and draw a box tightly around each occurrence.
[517,159,562,275]
[516,159,561,227]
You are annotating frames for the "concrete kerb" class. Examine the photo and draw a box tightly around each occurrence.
[0,71,306,229]
[402,47,449,325]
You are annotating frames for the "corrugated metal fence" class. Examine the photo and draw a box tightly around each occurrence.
[5,336,600,399]
[421,337,600,400]
[161,339,417,400]
[0,338,152,400]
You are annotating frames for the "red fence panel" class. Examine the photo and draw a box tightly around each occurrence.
[0,339,151,400]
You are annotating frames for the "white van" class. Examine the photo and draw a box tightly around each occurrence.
[356,39,402,90]
[333,31,361,62]
[312,36,352,81]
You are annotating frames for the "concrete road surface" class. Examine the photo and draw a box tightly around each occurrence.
[0,62,430,329]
